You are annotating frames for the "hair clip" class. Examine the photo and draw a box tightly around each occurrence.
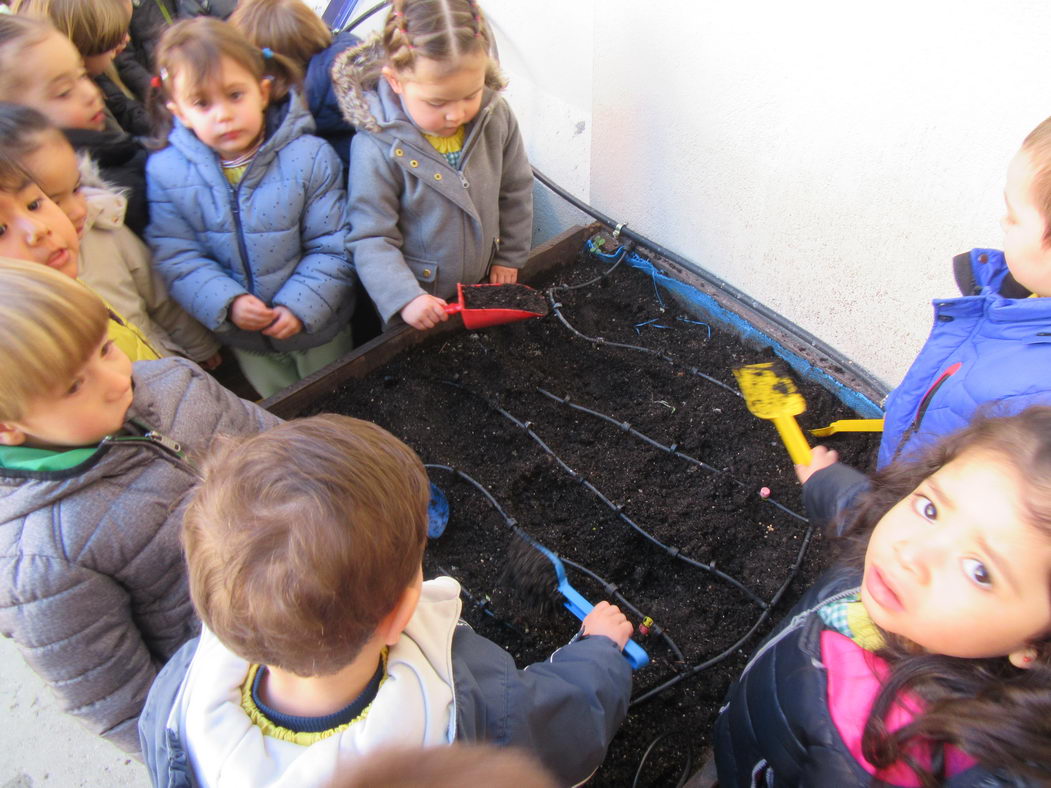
[159,67,169,81]
[261,47,273,59]
[150,75,162,89]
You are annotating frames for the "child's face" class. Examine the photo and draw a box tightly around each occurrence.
[22,132,88,237]
[0,336,133,450]
[863,451,1051,659]
[167,56,271,160]
[10,32,106,132]
[1002,148,1051,296]
[383,51,487,138]
[0,178,80,278]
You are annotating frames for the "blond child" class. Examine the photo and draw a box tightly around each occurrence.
[139,415,633,786]
[332,0,533,330]
[147,18,355,397]
[0,259,279,752]
[0,101,221,366]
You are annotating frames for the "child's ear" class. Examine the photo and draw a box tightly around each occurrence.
[377,569,423,646]
[381,65,405,96]
[0,423,27,446]
[259,77,271,107]
[1008,645,1039,669]
[165,101,184,124]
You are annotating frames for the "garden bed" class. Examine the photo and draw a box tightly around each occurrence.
[275,228,880,786]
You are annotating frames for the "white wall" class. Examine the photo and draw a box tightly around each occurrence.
[480,0,1051,388]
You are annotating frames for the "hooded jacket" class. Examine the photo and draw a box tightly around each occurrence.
[715,568,1031,787]
[78,156,220,363]
[332,37,533,325]
[64,127,150,237]
[879,248,1051,467]
[139,577,632,787]
[304,30,359,171]
[146,91,355,353]
[0,358,280,753]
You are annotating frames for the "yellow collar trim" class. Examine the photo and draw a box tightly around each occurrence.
[422,126,465,154]
[240,650,388,746]
[847,600,886,651]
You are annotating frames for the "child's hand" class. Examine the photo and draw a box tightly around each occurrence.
[582,601,634,651]
[230,294,276,331]
[262,306,303,340]
[401,294,449,330]
[199,352,223,370]
[489,265,518,284]
[795,445,839,485]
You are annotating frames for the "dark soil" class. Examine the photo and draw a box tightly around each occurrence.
[306,243,879,786]
[462,282,550,315]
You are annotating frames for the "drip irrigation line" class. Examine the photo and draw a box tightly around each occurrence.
[532,166,889,400]
[561,556,686,668]
[632,730,693,788]
[629,521,815,706]
[435,563,523,636]
[534,387,808,524]
[438,381,767,608]
[426,464,684,664]
[546,292,740,397]
[548,240,630,292]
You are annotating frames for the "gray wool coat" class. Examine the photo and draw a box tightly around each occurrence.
[0,358,280,752]
[146,91,356,353]
[332,40,534,325]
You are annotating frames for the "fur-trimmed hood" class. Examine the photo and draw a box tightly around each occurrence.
[331,32,506,134]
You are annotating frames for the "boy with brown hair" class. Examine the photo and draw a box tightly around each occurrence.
[139,415,634,787]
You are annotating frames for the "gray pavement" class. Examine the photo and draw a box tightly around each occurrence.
[1,638,148,787]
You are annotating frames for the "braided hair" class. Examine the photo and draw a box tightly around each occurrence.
[383,0,491,75]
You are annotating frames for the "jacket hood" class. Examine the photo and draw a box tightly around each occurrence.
[331,32,506,134]
[78,153,128,233]
[167,88,316,182]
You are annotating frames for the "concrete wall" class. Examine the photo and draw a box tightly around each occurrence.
[474,0,1051,389]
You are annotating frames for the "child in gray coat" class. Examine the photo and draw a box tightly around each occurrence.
[0,260,280,753]
[333,0,533,331]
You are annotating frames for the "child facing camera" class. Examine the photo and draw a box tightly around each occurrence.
[139,415,633,787]
[0,259,279,753]
[332,0,533,330]
[147,18,355,397]
[717,407,1051,786]
[0,102,221,366]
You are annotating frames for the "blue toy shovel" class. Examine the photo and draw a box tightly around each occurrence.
[529,538,650,670]
[427,482,450,538]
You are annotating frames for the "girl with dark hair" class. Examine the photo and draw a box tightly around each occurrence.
[715,406,1051,787]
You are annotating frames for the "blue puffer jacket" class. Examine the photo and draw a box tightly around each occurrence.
[146,91,355,354]
[305,30,359,172]
[878,248,1051,467]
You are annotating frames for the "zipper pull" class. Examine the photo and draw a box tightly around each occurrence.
[145,431,183,454]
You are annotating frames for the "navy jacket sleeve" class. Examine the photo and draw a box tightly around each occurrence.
[452,626,632,786]
[802,463,870,536]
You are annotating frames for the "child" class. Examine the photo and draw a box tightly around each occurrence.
[0,101,221,366]
[229,0,358,171]
[716,407,1051,786]
[0,259,280,753]
[139,415,633,786]
[332,0,533,330]
[0,13,150,234]
[12,0,150,135]
[147,18,355,397]
[0,144,160,361]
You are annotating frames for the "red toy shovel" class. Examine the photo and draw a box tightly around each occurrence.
[443,283,549,329]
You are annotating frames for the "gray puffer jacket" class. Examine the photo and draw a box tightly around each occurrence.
[0,358,280,753]
[146,91,355,353]
[333,37,534,324]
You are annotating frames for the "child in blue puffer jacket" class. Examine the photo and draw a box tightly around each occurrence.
[800,114,1051,525]
[146,17,355,397]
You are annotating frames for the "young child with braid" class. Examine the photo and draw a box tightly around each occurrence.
[333,0,533,331]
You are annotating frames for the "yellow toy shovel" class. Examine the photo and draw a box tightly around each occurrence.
[732,362,812,465]
[809,418,884,437]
